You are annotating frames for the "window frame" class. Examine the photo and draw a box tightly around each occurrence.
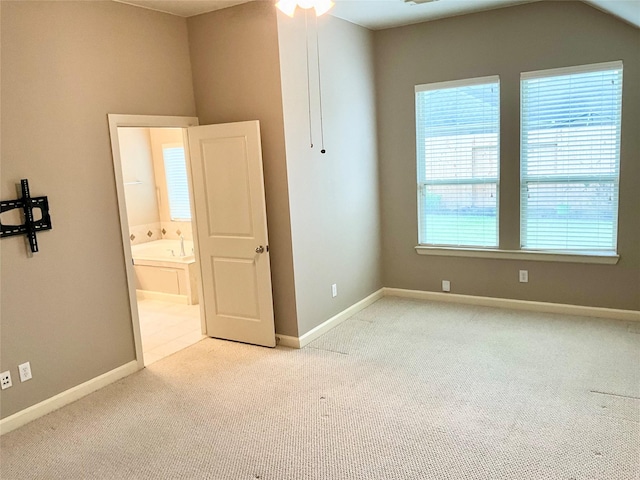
[413,63,622,265]
[519,61,623,254]
[162,143,192,222]
[415,75,501,249]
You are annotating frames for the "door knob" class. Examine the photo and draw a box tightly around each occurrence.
[255,245,265,254]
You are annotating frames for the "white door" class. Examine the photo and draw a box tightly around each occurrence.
[188,121,275,347]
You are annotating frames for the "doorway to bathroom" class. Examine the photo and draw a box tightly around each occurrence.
[114,122,205,366]
[109,114,277,369]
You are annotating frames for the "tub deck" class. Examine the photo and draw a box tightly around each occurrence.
[130,240,199,305]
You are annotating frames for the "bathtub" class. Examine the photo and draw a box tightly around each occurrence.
[131,239,199,305]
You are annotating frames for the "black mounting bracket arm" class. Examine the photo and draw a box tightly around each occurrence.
[0,179,52,253]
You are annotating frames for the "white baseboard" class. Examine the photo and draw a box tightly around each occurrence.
[4,288,635,436]
[274,286,639,351]
[275,288,385,349]
[275,334,300,349]
[383,288,640,322]
[0,360,139,436]
[298,289,385,347]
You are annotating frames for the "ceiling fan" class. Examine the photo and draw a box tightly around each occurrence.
[275,0,335,17]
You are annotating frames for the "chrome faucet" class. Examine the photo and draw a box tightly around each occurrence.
[179,235,186,257]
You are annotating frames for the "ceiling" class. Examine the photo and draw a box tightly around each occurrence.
[114,0,640,29]
[114,0,250,17]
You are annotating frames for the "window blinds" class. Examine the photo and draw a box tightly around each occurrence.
[416,77,500,247]
[162,146,192,221]
[520,62,622,252]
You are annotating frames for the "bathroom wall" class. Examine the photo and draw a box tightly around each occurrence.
[118,127,162,245]
[119,127,193,245]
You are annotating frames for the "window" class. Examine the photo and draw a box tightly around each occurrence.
[416,77,500,247]
[521,62,623,252]
[162,145,192,221]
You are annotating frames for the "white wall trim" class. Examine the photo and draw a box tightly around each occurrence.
[383,288,640,322]
[107,114,200,368]
[415,246,620,265]
[277,286,638,350]
[275,289,385,349]
[298,289,385,347]
[3,287,636,435]
[275,334,300,349]
[0,361,139,436]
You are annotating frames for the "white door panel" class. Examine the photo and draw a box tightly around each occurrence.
[188,121,275,347]
[201,136,253,237]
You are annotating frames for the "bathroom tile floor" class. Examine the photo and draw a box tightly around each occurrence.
[137,299,205,366]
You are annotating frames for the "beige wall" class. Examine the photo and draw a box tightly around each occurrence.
[277,13,382,335]
[187,2,299,336]
[0,1,196,418]
[119,128,160,228]
[3,0,636,425]
[375,1,640,310]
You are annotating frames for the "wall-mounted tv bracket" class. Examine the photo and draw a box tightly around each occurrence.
[0,179,52,253]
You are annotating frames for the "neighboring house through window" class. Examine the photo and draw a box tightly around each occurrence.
[415,76,500,247]
[415,61,622,257]
[520,61,623,253]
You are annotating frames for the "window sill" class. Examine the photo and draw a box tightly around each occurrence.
[414,246,619,265]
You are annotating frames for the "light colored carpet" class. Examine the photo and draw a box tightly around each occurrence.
[1,297,639,479]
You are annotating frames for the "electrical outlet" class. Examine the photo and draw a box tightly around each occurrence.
[519,270,529,283]
[331,284,338,298]
[1,371,12,390]
[18,362,32,382]
[442,280,451,292]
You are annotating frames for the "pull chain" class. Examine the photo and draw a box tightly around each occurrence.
[305,10,313,149]
[315,14,326,154]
